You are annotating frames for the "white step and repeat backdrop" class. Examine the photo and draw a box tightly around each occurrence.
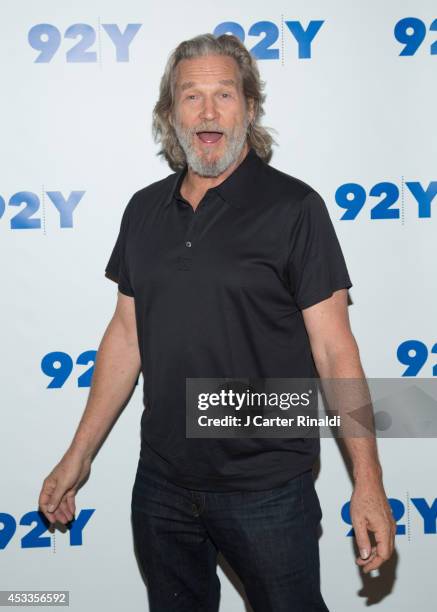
[1,1,436,610]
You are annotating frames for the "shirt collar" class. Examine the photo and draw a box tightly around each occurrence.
[163,147,264,210]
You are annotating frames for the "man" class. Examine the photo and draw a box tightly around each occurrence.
[39,33,396,611]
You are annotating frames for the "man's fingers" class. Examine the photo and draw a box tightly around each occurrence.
[357,530,392,573]
[57,506,71,525]
[356,546,376,566]
[52,507,70,525]
[38,478,58,523]
[350,486,396,575]
[46,495,75,525]
[59,498,74,522]
[65,491,76,518]
[45,484,69,514]
[362,552,386,573]
[353,521,372,560]
[38,477,56,509]
[375,527,393,561]
[39,455,85,526]
[355,518,396,572]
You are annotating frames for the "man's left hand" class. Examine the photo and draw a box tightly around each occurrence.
[349,476,396,573]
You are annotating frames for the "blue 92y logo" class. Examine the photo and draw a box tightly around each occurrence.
[397,341,437,377]
[41,351,97,389]
[28,23,141,63]
[335,181,437,220]
[41,351,140,388]
[0,191,84,230]
[395,17,437,56]
[0,509,95,548]
[213,20,324,59]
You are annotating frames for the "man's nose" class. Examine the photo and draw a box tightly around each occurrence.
[199,96,219,122]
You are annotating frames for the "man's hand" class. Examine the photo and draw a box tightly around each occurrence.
[350,475,396,574]
[38,448,91,526]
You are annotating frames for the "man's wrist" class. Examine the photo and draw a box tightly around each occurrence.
[352,462,383,484]
[67,441,94,463]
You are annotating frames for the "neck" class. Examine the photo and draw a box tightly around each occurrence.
[181,142,250,206]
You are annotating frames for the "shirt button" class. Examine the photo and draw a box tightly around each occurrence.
[185,241,192,247]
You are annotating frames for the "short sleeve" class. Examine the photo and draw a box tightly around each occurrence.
[104,197,135,297]
[286,190,352,310]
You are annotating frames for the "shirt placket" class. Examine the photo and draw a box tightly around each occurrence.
[176,194,210,271]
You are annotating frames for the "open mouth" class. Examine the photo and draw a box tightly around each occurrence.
[196,131,224,144]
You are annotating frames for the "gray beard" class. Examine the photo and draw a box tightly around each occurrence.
[173,115,250,178]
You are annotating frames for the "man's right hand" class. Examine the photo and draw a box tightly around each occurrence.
[38,449,91,525]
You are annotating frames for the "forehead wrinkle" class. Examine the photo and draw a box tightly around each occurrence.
[180,78,237,92]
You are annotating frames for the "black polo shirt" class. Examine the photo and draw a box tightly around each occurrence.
[104,147,352,491]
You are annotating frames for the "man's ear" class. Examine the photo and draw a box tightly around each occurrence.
[247,97,255,124]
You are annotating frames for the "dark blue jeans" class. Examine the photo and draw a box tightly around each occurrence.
[131,461,330,612]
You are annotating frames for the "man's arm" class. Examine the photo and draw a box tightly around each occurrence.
[302,288,396,573]
[69,291,141,459]
[38,291,141,526]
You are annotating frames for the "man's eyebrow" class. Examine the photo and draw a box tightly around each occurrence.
[218,79,237,88]
[180,78,238,92]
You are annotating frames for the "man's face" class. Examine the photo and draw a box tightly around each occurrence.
[171,54,254,178]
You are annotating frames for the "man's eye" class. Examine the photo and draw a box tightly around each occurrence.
[221,93,230,98]
[186,94,197,100]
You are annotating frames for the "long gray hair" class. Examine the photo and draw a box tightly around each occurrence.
[152,33,277,170]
